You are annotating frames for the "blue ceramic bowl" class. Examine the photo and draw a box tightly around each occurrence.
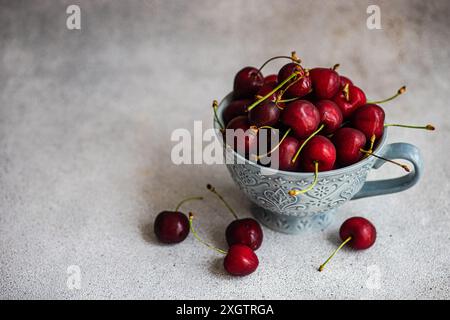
[215,93,423,234]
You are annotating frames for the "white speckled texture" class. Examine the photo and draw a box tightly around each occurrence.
[0,0,449,299]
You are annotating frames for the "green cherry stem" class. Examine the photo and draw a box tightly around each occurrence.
[212,100,225,130]
[318,236,352,272]
[247,72,300,112]
[255,128,292,160]
[291,124,325,164]
[189,213,227,255]
[174,196,203,212]
[384,123,435,131]
[367,86,406,104]
[360,149,410,172]
[206,184,239,220]
[288,161,319,196]
[257,51,301,74]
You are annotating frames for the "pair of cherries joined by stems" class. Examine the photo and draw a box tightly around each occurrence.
[215,52,435,196]
[154,185,262,276]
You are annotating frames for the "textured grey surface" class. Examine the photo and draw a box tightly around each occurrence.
[0,0,449,299]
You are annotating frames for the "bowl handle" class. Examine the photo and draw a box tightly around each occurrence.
[352,143,423,200]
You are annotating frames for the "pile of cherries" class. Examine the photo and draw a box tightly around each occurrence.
[215,52,434,188]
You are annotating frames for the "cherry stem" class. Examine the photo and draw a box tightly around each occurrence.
[206,184,239,220]
[343,83,350,101]
[363,134,376,158]
[255,128,291,160]
[318,236,352,272]
[277,96,301,103]
[212,100,224,130]
[288,161,319,196]
[175,196,203,212]
[367,86,406,104]
[332,63,340,71]
[189,213,227,255]
[384,123,435,131]
[247,72,301,111]
[360,149,410,172]
[257,52,301,74]
[291,124,325,164]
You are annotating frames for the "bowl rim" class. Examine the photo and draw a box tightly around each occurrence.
[214,92,388,177]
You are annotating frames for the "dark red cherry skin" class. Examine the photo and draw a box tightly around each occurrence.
[339,76,353,89]
[315,100,343,134]
[351,104,385,140]
[224,244,259,276]
[281,100,320,139]
[248,100,280,127]
[332,127,367,167]
[277,63,312,98]
[223,99,252,125]
[333,85,367,119]
[233,67,264,99]
[225,116,258,157]
[264,74,278,86]
[277,136,302,171]
[339,217,376,250]
[309,68,340,99]
[300,135,336,172]
[154,211,189,244]
[226,218,263,251]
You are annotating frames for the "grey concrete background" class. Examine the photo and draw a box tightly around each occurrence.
[0,0,449,299]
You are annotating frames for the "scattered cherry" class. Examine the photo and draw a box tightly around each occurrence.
[207,184,263,250]
[154,196,203,244]
[319,216,376,271]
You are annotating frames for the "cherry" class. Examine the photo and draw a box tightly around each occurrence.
[315,100,343,134]
[248,100,281,127]
[225,115,259,157]
[333,84,367,119]
[277,63,312,98]
[223,99,252,125]
[154,196,203,244]
[351,104,385,140]
[309,67,340,99]
[339,75,353,89]
[278,136,302,172]
[319,217,376,272]
[189,213,258,276]
[281,100,320,139]
[224,244,259,276]
[263,74,278,86]
[332,127,367,166]
[233,67,264,99]
[299,135,336,172]
[207,184,263,250]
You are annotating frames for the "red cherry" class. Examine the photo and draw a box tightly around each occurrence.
[339,75,353,89]
[340,217,377,250]
[248,100,280,128]
[222,99,252,125]
[319,217,376,271]
[207,184,264,251]
[224,244,259,276]
[351,104,385,140]
[278,136,302,171]
[315,100,343,134]
[263,74,278,86]
[332,127,367,166]
[225,116,258,157]
[233,67,264,99]
[309,67,340,99]
[281,100,320,139]
[226,218,263,250]
[154,211,189,244]
[153,196,203,244]
[300,135,336,172]
[333,85,366,119]
[277,63,312,98]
